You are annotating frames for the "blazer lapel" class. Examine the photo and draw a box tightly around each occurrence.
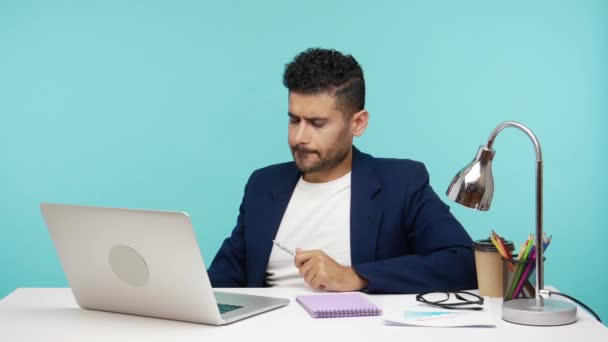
[248,164,300,286]
[350,147,383,265]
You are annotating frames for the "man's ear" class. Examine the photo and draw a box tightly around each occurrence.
[351,110,369,137]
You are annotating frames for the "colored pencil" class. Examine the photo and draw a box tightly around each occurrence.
[506,234,534,299]
[511,235,551,299]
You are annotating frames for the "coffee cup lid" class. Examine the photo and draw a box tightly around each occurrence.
[473,238,514,252]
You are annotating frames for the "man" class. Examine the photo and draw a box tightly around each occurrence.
[207,48,477,293]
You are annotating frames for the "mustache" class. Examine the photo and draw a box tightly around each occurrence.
[292,145,318,154]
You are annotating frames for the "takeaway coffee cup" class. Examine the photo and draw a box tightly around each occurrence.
[473,238,514,297]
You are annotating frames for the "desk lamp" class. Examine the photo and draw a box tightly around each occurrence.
[446,121,577,326]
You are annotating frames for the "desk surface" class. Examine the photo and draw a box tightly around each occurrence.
[0,287,606,342]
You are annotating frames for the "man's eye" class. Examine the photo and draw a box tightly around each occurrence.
[289,117,300,124]
[312,121,326,128]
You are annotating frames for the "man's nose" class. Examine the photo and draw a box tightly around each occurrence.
[295,122,311,144]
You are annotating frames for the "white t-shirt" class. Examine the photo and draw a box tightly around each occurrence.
[265,171,352,287]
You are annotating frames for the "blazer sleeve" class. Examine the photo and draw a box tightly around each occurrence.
[352,164,478,294]
[206,177,251,287]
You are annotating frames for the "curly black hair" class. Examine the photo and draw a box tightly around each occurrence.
[283,48,365,117]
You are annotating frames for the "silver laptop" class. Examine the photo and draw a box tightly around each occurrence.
[40,202,289,325]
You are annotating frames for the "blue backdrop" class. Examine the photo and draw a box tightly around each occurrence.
[1,0,606,323]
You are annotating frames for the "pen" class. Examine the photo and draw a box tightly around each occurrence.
[272,240,295,256]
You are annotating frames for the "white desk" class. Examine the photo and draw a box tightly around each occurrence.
[0,287,606,342]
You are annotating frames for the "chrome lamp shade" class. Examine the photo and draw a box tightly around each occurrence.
[446,146,495,211]
[446,121,577,326]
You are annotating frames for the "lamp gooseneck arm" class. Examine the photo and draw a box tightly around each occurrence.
[486,121,543,161]
[485,121,545,308]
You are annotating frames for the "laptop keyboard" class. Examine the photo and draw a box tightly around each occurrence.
[218,303,244,314]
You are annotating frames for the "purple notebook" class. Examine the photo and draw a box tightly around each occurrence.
[296,293,382,318]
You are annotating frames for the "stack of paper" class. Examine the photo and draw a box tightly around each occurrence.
[383,308,496,328]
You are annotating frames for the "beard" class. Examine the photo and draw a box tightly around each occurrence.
[291,140,351,174]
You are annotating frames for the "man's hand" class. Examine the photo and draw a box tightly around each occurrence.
[294,249,368,292]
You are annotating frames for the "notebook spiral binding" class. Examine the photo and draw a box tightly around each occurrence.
[315,307,382,318]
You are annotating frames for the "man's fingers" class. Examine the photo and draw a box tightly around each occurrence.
[299,258,313,277]
[294,249,321,268]
[303,261,319,285]
[311,271,328,291]
[294,250,310,268]
[294,250,334,291]
[309,273,325,291]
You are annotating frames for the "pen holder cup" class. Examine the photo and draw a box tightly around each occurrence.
[501,256,545,301]
[473,238,515,297]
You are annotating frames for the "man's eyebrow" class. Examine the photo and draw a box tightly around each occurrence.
[287,112,328,121]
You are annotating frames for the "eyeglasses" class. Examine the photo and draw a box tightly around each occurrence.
[415,291,484,311]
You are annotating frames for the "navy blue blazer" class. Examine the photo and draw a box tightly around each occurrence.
[207,147,477,293]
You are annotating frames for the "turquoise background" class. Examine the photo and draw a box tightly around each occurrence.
[1,0,606,323]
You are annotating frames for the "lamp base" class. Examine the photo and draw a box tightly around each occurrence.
[502,298,577,326]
